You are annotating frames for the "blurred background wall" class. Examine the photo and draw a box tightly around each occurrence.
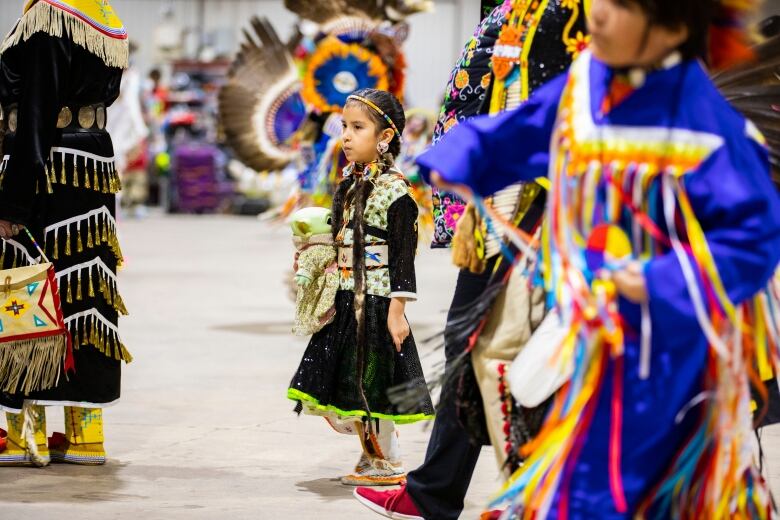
[1,0,779,215]
[2,0,779,109]
[0,0,485,110]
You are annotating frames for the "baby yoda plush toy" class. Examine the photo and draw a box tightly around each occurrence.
[290,207,339,336]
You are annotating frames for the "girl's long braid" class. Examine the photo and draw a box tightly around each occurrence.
[350,157,391,438]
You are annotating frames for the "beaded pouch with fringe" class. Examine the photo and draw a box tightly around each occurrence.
[0,230,72,395]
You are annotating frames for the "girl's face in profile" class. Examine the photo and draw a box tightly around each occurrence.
[588,0,689,68]
[341,105,380,164]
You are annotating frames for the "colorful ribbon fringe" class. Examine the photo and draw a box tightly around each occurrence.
[482,57,779,519]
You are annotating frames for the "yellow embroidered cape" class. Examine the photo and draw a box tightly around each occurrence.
[1,0,128,68]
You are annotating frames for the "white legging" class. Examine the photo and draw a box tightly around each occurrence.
[360,419,401,463]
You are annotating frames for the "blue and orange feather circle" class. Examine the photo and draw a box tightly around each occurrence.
[302,37,390,113]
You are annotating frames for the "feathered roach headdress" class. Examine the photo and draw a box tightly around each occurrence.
[219,1,431,174]
[218,17,307,173]
[285,0,431,110]
[284,0,433,24]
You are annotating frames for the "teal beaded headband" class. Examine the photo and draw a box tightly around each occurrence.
[347,94,403,143]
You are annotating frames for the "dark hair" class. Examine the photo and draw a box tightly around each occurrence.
[627,0,716,61]
[345,88,406,158]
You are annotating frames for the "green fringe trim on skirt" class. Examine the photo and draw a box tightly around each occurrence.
[287,388,434,425]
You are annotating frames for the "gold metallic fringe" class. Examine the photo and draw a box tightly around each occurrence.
[61,263,128,316]
[68,315,131,363]
[0,240,35,269]
[1,243,12,269]
[46,213,123,266]
[44,153,121,195]
[0,157,7,187]
[0,1,129,69]
[0,334,66,395]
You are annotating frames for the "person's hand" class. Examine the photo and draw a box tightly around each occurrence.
[612,261,648,303]
[387,298,410,353]
[0,220,22,240]
[431,171,473,200]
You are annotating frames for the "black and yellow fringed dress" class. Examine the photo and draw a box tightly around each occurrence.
[288,166,434,424]
[0,0,130,412]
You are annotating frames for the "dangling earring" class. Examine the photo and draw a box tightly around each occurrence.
[377,141,389,154]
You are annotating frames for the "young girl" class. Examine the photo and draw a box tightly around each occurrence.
[413,0,780,517]
[288,88,434,486]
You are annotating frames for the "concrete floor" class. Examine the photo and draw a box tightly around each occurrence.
[1,214,779,519]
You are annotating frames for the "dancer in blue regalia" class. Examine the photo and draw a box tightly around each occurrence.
[416,0,780,518]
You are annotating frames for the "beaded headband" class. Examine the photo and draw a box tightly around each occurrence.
[347,94,403,143]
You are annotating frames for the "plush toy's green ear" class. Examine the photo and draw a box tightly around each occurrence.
[291,221,311,236]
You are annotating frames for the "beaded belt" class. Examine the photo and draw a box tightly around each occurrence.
[338,244,389,270]
[1,104,107,134]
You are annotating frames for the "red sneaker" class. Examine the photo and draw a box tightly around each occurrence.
[480,510,505,520]
[354,485,424,519]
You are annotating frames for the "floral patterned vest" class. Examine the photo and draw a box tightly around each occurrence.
[337,170,410,297]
